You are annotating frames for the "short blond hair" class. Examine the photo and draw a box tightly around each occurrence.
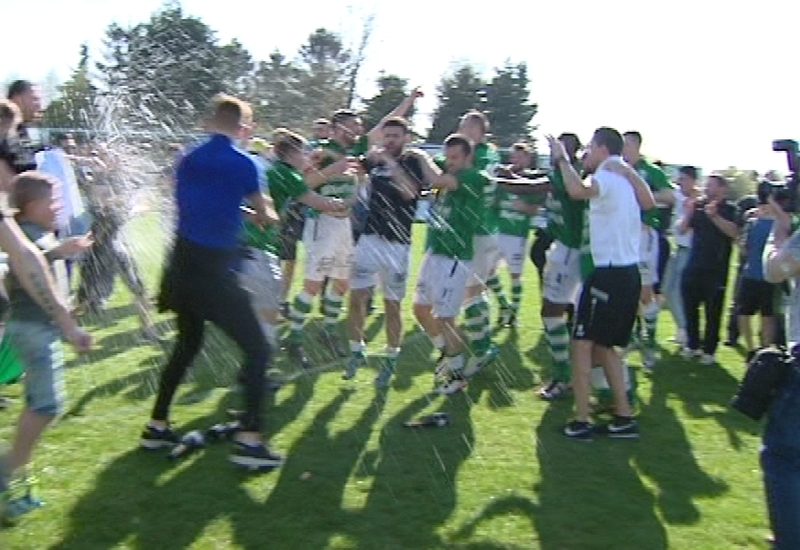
[211,93,252,133]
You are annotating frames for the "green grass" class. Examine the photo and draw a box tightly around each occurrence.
[0,217,771,549]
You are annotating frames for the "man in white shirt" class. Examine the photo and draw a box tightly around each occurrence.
[663,166,698,345]
[547,128,655,441]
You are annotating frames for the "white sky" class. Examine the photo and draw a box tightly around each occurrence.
[2,0,798,172]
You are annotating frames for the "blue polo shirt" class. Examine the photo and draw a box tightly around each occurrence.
[175,134,259,249]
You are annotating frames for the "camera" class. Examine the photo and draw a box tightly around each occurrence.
[757,179,790,205]
[731,347,795,421]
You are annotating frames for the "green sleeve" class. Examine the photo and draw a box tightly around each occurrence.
[649,164,671,191]
[434,154,446,170]
[459,170,487,225]
[284,170,309,199]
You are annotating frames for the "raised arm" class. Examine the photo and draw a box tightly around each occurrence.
[366,88,423,147]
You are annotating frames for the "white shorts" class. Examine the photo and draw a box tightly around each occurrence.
[639,226,660,287]
[238,247,282,311]
[350,234,411,301]
[542,241,582,305]
[302,215,354,282]
[413,253,471,318]
[496,234,527,276]
[469,234,500,286]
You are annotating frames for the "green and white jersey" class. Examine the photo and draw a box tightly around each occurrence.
[240,161,309,254]
[473,142,501,236]
[545,165,586,250]
[634,158,671,230]
[309,136,369,217]
[428,168,487,260]
[497,185,545,237]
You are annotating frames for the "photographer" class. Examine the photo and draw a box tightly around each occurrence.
[760,218,800,549]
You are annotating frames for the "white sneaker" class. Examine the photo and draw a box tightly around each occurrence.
[700,354,716,365]
[681,347,701,360]
[669,329,687,345]
[433,374,468,395]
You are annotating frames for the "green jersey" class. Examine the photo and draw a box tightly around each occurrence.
[309,136,368,216]
[497,185,545,237]
[634,158,671,230]
[240,161,309,253]
[473,142,501,235]
[428,168,487,260]
[546,166,587,249]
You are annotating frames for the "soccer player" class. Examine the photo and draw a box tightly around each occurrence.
[549,129,654,440]
[487,142,546,328]
[622,132,674,370]
[143,94,281,468]
[413,134,487,395]
[238,129,347,366]
[345,117,426,385]
[457,111,501,376]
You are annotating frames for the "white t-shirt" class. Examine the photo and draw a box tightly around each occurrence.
[35,148,86,231]
[589,156,640,267]
[672,188,693,248]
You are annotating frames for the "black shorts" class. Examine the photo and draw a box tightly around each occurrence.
[573,265,641,348]
[737,278,776,316]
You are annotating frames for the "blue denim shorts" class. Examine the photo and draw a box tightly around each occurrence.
[7,320,65,416]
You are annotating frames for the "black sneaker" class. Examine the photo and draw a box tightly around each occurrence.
[601,416,640,439]
[140,424,180,450]
[320,329,348,358]
[286,341,312,369]
[563,420,594,441]
[229,441,284,470]
[280,302,291,319]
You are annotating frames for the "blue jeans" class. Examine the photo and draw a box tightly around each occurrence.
[662,246,690,330]
[761,363,800,549]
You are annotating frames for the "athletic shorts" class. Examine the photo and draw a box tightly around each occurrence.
[7,320,65,416]
[302,215,354,282]
[573,265,641,348]
[237,247,282,311]
[350,234,411,301]
[413,253,471,318]
[543,241,582,305]
[639,226,660,287]
[469,234,500,286]
[496,233,527,275]
[737,278,777,316]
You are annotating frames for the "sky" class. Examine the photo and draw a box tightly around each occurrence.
[2,0,798,172]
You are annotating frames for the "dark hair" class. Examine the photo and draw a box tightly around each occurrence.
[679,165,698,180]
[511,142,532,153]
[10,171,54,213]
[444,134,473,157]
[708,173,729,187]
[623,131,642,146]
[6,80,32,100]
[382,116,410,134]
[332,109,359,125]
[593,127,624,156]
[558,133,582,159]
[313,118,331,126]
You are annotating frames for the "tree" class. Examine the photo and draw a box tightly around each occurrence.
[344,13,375,109]
[427,64,487,143]
[719,167,758,200]
[296,28,351,121]
[42,44,98,134]
[361,73,414,130]
[484,61,537,147]
[251,51,306,132]
[215,39,254,97]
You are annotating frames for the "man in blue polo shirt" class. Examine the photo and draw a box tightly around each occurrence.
[142,94,283,469]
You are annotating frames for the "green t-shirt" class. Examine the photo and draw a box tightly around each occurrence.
[497,185,544,237]
[546,166,587,249]
[241,161,309,253]
[473,142,501,235]
[309,136,369,215]
[634,158,671,230]
[428,168,487,260]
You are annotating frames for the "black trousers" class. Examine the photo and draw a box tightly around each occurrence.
[654,233,671,295]
[153,238,269,432]
[682,267,728,355]
[726,262,745,343]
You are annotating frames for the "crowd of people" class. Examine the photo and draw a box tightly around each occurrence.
[0,80,798,547]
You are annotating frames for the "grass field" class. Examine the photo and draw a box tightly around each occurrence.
[0,215,772,550]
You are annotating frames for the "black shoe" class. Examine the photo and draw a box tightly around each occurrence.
[320,329,348,358]
[140,424,180,450]
[596,415,640,439]
[236,372,282,392]
[280,302,290,319]
[563,420,594,441]
[286,342,312,369]
[229,441,284,470]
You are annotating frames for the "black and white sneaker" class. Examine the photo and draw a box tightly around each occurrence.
[563,420,594,441]
[229,441,284,470]
[601,416,640,439]
[140,424,180,450]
